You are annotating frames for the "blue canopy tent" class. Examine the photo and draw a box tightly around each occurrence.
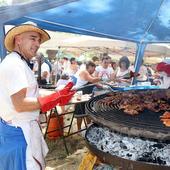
[0,0,170,83]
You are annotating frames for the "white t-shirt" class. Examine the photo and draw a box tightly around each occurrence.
[116,67,129,78]
[0,52,39,122]
[41,62,50,83]
[95,65,114,81]
[63,60,71,74]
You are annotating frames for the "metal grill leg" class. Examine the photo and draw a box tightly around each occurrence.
[67,111,75,136]
[54,107,69,155]
[44,109,53,139]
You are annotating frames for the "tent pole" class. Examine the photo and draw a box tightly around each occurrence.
[0,24,6,61]
[131,42,147,85]
[55,46,61,84]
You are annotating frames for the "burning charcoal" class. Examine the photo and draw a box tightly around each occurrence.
[87,125,170,166]
[151,143,165,149]
[101,145,104,151]
[127,153,132,157]
[156,157,166,165]
[120,142,127,150]
[137,152,156,163]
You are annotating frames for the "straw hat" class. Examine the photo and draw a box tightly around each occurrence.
[4,22,50,52]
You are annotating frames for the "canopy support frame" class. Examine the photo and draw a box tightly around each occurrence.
[0,24,6,61]
[132,42,147,85]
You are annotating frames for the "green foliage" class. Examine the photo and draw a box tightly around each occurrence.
[80,51,100,61]
[57,50,74,59]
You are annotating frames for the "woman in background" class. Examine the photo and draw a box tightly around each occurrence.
[115,56,131,86]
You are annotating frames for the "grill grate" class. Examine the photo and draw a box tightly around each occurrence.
[86,90,170,140]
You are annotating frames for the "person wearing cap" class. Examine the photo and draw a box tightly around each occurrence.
[156,61,170,89]
[0,22,75,170]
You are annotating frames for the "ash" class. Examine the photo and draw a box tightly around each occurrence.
[86,126,170,166]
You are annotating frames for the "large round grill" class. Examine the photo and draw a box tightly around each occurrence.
[86,89,170,141]
[85,89,170,169]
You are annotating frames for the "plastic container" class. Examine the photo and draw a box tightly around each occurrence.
[47,113,63,140]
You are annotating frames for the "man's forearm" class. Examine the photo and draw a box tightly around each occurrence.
[12,97,41,112]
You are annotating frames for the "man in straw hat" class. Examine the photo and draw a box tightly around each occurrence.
[0,22,75,170]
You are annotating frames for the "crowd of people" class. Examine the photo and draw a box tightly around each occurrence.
[31,52,170,132]
[32,52,170,89]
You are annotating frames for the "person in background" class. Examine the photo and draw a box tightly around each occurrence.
[75,61,100,89]
[111,61,117,71]
[95,55,114,81]
[156,60,170,89]
[53,58,63,83]
[92,56,100,66]
[78,61,86,71]
[146,64,155,85]
[40,53,51,84]
[107,55,112,64]
[0,22,75,170]
[32,56,39,75]
[115,56,131,86]
[56,73,70,89]
[35,52,51,85]
[68,57,79,76]
[129,59,148,82]
[74,61,101,131]
[62,57,71,74]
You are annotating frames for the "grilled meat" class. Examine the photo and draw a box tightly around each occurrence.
[162,120,170,127]
[160,111,170,127]
[160,111,170,119]
[103,90,170,115]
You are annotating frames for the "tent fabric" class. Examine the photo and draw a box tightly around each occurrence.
[1,0,170,83]
[5,0,170,43]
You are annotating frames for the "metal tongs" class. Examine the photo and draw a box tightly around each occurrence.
[73,81,115,92]
[75,83,97,91]
[100,81,123,92]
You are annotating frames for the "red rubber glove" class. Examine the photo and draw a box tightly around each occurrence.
[58,90,75,106]
[38,82,75,112]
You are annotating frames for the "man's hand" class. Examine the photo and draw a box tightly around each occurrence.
[58,90,75,106]
[38,82,75,112]
[129,71,140,78]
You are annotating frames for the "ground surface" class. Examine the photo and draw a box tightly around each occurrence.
[45,135,88,170]
[42,104,92,170]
